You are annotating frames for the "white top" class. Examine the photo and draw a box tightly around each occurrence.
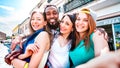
[38,51,49,68]
[48,38,71,68]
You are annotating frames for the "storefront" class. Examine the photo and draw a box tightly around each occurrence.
[97,16,120,50]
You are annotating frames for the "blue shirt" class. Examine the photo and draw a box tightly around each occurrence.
[22,28,44,62]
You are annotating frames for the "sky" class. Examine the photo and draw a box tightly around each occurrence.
[0,0,40,36]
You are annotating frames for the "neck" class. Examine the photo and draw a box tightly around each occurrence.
[61,33,70,40]
[59,33,70,47]
[79,32,86,40]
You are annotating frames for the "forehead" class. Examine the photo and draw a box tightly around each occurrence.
[78,13,88,18]
[45,6,58,13]
[62,16,73,24]
[62,15,70,20]
[32,12,43,17]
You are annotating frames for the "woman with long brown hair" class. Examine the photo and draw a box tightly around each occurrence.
[69,8,109,67]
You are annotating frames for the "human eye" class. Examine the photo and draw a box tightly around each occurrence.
[84,19,88,22]
[37,18,41,21]
[46,12,50,15]
[53,12,57,15]
[65,22,69,26]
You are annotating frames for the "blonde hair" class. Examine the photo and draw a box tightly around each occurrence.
[28,11,44,35]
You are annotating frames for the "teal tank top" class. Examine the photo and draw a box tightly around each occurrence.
[69,33,95,67]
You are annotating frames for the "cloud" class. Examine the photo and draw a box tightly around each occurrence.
[0,22,12,36]
[0,5,15,11]
[0,0,40,36]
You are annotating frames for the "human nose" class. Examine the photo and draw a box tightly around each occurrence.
[60,23,64,28]
[32,19,37,24]
[77,20,83,24]
[50,14,54,18]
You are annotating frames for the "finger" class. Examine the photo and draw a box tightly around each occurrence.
[34,44,40,53]
[35,43,40,48]
[104,33,108,41]
[10,43,16,51]
[10,40,19,51]
[30,46,37,53]
[34,45,39,53]
[31,45,39,53]
[10,53,20,60]
[6,51,16,58]
[10,50,19,57]
[5,53,12,58]
[19,42,23,49]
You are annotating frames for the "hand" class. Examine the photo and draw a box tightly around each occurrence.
[76,49,120,68]
[26,43,39,53]
[4,48,22,65]
[94,28,108,41]
[10,36,23,50]
[93,50,120,68]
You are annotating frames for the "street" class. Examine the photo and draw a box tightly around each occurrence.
[0,43,13,68]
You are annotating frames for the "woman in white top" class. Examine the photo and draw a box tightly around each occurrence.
[48,14,76,68]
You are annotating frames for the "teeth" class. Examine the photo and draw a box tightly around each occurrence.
[33,25,38,28]
[77,25,83,29]
[50,19,55,22]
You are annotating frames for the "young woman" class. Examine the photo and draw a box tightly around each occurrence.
[69,8,109,67]
[11,10,51,68]
[48,14,76,68]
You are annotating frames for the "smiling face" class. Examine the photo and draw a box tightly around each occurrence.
[30,12,46,31]
[60,15,73,35]
[44,5,59,29]
[75,13,89,34]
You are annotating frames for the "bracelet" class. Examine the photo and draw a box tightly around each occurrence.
[24,62,28,68]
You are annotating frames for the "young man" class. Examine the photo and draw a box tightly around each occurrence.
[43,4,60,37]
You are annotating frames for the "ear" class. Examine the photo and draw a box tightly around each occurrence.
[44,21,47,26]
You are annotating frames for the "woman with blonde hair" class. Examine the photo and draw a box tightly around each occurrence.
[9,10,51,68]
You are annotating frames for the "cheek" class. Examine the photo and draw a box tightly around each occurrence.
[67,26,73,32]
[55,15,58,19]
[85,23,89,29]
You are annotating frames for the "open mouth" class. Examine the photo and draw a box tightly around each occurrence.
[50,19,56,25]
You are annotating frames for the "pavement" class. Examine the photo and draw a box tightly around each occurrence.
[0,43,13,68]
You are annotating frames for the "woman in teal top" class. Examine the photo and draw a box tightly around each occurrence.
[69,8,109,67]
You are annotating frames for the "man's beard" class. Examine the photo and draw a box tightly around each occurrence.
[47,22,59,30]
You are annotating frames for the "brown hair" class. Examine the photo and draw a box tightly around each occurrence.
[71,8,96,50]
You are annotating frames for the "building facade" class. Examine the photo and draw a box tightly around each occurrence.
[18,17,31,36]
[16,0,120,50]
[38,0,120,50]
[0,31,6,40]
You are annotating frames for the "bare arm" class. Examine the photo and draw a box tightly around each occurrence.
[18,42,40,59]
[76,49,120,68]
[11,31,50,68]
[28,31,50,68]
[10,34,27,50]
[93,31,109,57]
[18,49,32,59]
[11,58,26,68]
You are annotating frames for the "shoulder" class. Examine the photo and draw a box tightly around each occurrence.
[38,31,49,37]
[35,31,50,41]
[93,31,105,39]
